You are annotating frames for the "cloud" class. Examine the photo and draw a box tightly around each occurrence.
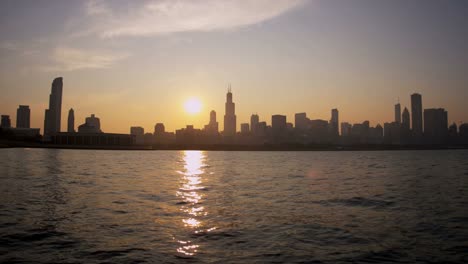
[45,47,128,71]
[85,0,305,38]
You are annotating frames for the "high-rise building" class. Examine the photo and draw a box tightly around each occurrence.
[402,107,410,131]
[154,123,165,134]
[240,123,250,134]
[223,86,236,137]
[411,93,423,137]
[1,115,11,128]
[44,77,63,137]
[205,110,219,134]
[424,108,448,144]
[295,113,308,131]
[341,122,352,137]
[16,105,30,128]
[67,108,75,132]
[330,109,339,136]
[250,114,259,134]
[78,114,102,133]
[395,103,401,124]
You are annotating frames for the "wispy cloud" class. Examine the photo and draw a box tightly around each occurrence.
[85,0,305,38]
[45,47,128,71]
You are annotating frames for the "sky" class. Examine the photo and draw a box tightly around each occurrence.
[0,0,467,134]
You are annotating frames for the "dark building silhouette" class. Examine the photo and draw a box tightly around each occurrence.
[424,108,448,144]
[460,123,468,144]
[204,110,219,134]
[52,133,135,146]
[223,86,236,137]
[44,77,63,137]
[411,93,423,139]
[78,114,102,133]
[67,108,75,132]
[402,107,410,131]
[250,114,259,135]
[384,122,401,145]
[16,105,30,128]
[240,123,250,134]
[272,115,287,143]
[154,123,165,134]
[1,115,11,128]
[330,109,339,136]
[295,113,309,131]
[341,122,352,137]
[369,124,384,144]
[395,103,401,124]
[130,126,145,145]
[310,119,329,143]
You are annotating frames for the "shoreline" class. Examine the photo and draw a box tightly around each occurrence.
[1,141,467,151]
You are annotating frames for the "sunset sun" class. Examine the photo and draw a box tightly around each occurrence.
[184,98,202,114]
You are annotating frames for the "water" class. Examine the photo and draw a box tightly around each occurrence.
[1,149,467,263]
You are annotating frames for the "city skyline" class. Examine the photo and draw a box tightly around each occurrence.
[1,0,468,133]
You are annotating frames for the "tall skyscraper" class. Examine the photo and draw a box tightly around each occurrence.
[223,86,236,137]
[205,110,219,134]
[44,77,63,136]
[394,103,401,124]
[411,93,423,137]
[250,114,259,134]
[330,109,339,136]
[67,108,75,132]
[402,107,410,131]
[16,105,30,128]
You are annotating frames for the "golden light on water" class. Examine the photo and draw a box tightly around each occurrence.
[176,150,213,256]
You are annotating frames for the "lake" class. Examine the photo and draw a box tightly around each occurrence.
[1,149,467,263]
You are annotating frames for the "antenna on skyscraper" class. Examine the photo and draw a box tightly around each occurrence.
[228,83,231,93]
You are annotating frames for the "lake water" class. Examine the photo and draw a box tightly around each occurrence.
[0,148,467,263]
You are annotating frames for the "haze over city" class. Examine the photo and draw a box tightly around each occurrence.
[1,0,467,133]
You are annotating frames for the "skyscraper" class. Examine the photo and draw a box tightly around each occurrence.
[223,86,236,137]
[395,103,401,124]
[424,108,448,144]
[67,108,75,132]
[330,109,339,136]
[250,114,259,134]
[16,105,30,128]
[1,115,11,128]
[411,93,423,138]
[44,77,63,137]
[402,107,410,131]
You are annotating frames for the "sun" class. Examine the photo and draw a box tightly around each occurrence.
[184,98,202,114]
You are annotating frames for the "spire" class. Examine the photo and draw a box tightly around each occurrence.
[228,83,231,93]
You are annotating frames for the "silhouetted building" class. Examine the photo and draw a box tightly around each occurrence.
[1,115,11,128]
[460,123,468,144]
[16,105,30,128]
[411,93,423,139]
[395,103,401,124]
[424,108,448,144]
[384,122,401,145]
[330,109,339,136]
[130,126,145,145]
[448,123,458,144]
[309,119,329,143]
[67,108,75,132]
[240,123,250,134]
[369,124,384,144]
[341,122,352,137]
[250,114,259,135]
[204,110,219,134]
[44,77,63,137]
[223,86,236,137]
[401,107,411,144]
[176,125,202,145]
[295,113,309,131]
[78,114,102,133]
[154,123,164,134]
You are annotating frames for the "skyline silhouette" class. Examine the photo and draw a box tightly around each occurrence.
[1,0,468,133]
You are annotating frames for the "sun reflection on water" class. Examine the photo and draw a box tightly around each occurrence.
[175,150,214,256]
